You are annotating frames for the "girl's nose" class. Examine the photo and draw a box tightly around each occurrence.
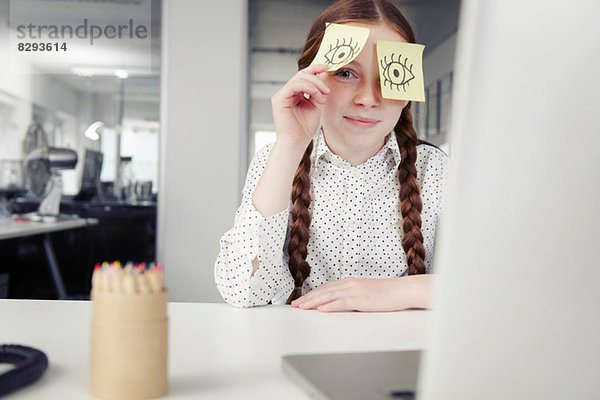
[353,79,381,108]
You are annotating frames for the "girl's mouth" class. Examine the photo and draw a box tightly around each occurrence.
[344,116,380,128]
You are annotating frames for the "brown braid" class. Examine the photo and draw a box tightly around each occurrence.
[395,104,426,274]
[285,141,314,304]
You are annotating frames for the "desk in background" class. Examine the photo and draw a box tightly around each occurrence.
[5,199,156,299]
[0,218,98,299]
[13,198,157,263]
[0,300,429,399]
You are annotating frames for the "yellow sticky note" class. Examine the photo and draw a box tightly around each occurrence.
[376,41,425,102]
[311,23,370,71]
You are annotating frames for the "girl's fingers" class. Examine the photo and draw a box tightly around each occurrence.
[298,290,342,309]
[283,81,326,105]
[301,63,330,76]
[291,279,356,308]
[302,92,327,106]
[297,70,330,95]
[293,95,323,110]
[317,298,350,312]
[291,74,329,97]
[273,65,330,108]
[293,284,339,308]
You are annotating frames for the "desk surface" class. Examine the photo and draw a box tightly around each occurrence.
[0,300,429,399]
[0,218,98,240]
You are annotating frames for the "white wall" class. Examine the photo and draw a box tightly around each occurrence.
[0,5,80,117]
[421,33,457,147]
[158,0,248,302]
[423,34,457,88]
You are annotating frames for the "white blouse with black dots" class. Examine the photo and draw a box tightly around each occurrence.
[214,130,448,307]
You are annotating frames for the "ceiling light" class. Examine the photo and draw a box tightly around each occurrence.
[114,69,129,79]
[84,121,106,141]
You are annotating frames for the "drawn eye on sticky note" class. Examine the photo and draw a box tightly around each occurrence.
[376,41,425,102]
[311,23,370,71]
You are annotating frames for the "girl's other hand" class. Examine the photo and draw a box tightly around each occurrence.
[271,64,330,149]
[290,275,434,312]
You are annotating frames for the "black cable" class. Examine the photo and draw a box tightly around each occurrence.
[0,344,48,396]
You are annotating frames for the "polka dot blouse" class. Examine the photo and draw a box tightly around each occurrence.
[214,130,448,307]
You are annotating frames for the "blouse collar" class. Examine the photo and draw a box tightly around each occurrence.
[312,128,402,171]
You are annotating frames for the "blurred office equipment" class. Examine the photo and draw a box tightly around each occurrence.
[117,156,134,202]
[75,150,104,201]
[5,123,156,299]
[134,180,153,202]
[417,1,600,399]
[22,123,78,220]
[0,160,24,194]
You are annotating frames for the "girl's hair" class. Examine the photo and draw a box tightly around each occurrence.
[286,0,425,304]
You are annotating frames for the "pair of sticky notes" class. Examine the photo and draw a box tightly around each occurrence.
[310,23,425,102]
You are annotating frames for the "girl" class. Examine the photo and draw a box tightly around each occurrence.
[214,0,448,312]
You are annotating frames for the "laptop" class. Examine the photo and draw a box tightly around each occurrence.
[282,350,420,400]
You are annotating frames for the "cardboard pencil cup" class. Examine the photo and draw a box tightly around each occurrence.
[90,290,168,400]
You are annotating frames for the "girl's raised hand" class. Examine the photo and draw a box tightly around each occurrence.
[271,64,330,149]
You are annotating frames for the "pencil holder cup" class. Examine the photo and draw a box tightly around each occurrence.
[90,290,168,400]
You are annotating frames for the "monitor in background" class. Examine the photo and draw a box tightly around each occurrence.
[417,1,600,399]
[76,149,103,201]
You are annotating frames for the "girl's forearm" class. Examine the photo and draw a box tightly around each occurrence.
[252,141,308,217]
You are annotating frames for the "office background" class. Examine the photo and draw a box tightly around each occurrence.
[0,0,459,302]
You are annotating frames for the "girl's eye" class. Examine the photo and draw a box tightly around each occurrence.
[335,69,356,79]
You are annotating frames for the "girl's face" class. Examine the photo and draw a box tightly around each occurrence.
[320,22,409,154]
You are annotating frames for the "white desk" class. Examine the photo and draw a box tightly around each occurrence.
[0,218,98,299]
[0,300,430,399]
[0,218,97,241]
